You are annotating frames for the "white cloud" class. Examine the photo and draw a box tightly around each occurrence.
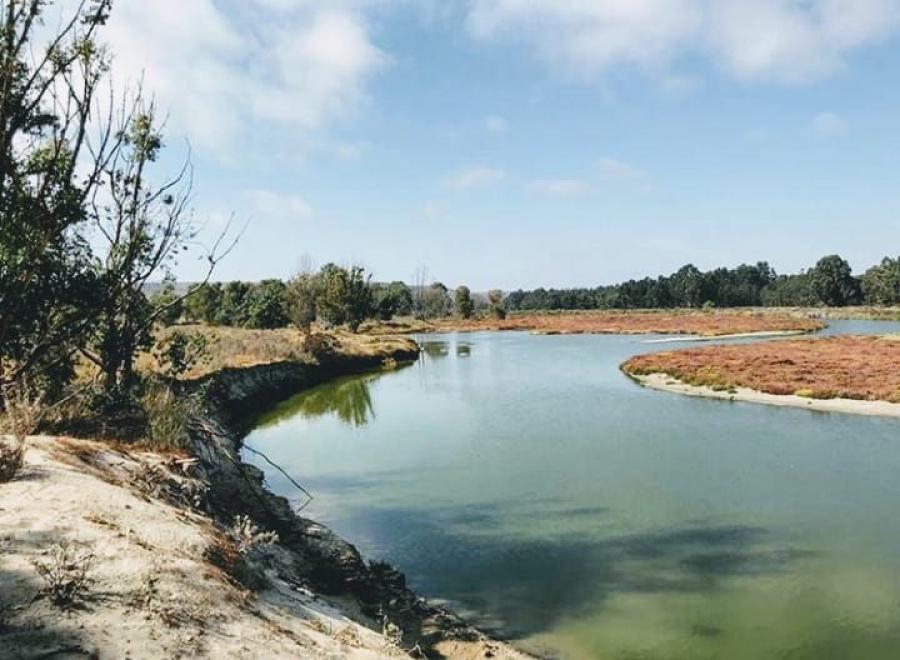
[813,112,848,136]
[244,189,314,221]
[598,158,643,180]
[483,115,510,132]
[466,0,900,84]
[423,201,448,220]
[102,1,388,157]
[529,179,591,197]
[442,166,506,190]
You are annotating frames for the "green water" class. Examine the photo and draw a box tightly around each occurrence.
[244,321,900,659]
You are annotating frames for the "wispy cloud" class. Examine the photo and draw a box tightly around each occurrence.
[813,112,848,136]
[244,189,314,221]
[442,165,506,190]
[103,1,388,158]
[598,158,644,180]
[467,1,900,84]
[483,114,509,132]
[529,179,591,197]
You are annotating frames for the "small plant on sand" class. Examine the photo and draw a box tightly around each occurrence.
[206,516,279,590]
[32,542,95,608]
[229,515,279,556]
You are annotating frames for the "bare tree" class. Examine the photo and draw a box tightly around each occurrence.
[78,95,239,391]
[412,265,428,319]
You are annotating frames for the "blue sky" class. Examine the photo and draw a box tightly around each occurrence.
[101,1,900,290]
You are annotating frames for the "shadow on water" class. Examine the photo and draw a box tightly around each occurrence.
[256,374,377,429]
[336,503,816,640]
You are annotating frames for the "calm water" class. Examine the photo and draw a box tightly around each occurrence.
[244,321,900,659]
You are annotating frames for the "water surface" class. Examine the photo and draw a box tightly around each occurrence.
[245,321,900,659]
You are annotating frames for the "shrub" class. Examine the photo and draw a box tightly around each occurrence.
[33,542,94,608]
[152,330,209,380]
[141,382,193,450]
[206,515,279,590]
[0,380,44,482]
[0,438,23,483]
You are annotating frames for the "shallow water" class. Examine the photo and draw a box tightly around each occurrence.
[244,320,900,659]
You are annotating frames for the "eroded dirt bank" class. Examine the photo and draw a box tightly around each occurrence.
[0,337,528,659]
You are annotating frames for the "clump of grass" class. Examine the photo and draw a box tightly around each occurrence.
[205,515,279,591]
[32,541,94,609]
[141,382,194,450]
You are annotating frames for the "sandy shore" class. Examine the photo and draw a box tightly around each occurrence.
[641,330,811,344]
[630,372,900,418]
[0,436,527,659]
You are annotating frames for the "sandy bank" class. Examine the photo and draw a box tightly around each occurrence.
[1,335,529,659]
[628,372,900,418]
[641,330,810,344]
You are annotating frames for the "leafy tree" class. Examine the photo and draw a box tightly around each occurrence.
[152,331,208,380]
[421,282,451,319]
[862,257,900,305]
[216,281,251,326]
[809,255,861,307]
[671,264,704,308]
[183,283,222,324]
[487,290,506,320]
[286,272,320,333]
[149,280,183,326]
[0,0,113,392]
[317,263,350,327]
[244,279,289,329]
[85,98,236,392]
[372,281,413,320]
[454,286,475,319]
[345,266,373,332]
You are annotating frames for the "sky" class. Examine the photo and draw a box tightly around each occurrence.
[89,0,900,290]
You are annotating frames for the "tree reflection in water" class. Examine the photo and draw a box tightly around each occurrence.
[258,375,376,428]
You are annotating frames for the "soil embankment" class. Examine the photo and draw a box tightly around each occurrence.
[0,334,528,659]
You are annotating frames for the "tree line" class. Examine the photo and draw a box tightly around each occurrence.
[506,255,900,311]
[163,266,508,331]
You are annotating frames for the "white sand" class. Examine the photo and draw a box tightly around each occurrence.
[632,372,900,418]
[641,330,811,344]
[0,437,526,659]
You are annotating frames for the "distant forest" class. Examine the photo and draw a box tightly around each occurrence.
[162,254,900,333]
[506,255,900,311]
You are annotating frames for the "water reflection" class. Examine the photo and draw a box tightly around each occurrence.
[420,340,450,359]
[257,375,376,428]
[420,338,473,360]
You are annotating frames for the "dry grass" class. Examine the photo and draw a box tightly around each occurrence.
[622,335,900,402]
[398,310,823,336]
[135,325,419,380]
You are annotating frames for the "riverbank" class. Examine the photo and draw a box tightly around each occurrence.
[627,372,900,417]
[364,310,824,337]
[622,335,900,418]
[640,329,809,343]
[1,332,528,659]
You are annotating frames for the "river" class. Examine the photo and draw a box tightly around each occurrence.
[244,320,900,659]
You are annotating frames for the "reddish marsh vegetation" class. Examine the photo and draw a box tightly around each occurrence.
[430,310,823,336]
[622,335,900,402]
